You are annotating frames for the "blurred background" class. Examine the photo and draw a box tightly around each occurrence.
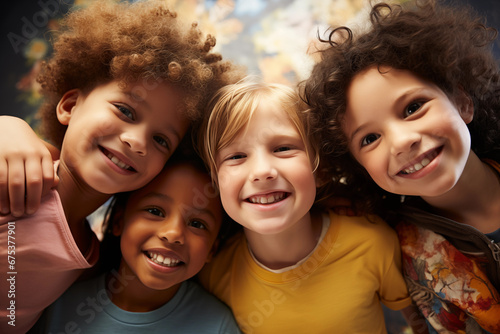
[1,0,499,127]
[1,1,499,333]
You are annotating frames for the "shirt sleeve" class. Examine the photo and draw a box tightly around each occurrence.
[376,218,412,310]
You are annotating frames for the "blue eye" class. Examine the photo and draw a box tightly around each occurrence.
[115,105,134,120]
[188,220,206,229]
[405,102,422,117]
[361,133,380,147]
[146,207,164,217]
[228,154,245,160]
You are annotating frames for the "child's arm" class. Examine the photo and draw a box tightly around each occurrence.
[0,116,59,217]
[401,304,429,334]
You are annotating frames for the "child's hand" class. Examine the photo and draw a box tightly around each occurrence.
[0,116,60,217]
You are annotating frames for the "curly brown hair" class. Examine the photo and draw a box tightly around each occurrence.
[300,0,500,215]
[37,0,243,147]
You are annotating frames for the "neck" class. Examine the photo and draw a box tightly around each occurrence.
[244,210,322,270]
[421,152,500,233]
[107,262,181,312]
[56,159,111,254]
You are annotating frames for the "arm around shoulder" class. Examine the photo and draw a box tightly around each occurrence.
[0,116,58,216]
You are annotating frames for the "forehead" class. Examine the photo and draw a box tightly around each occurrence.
[236,99,300,141]
[130,163,220,211]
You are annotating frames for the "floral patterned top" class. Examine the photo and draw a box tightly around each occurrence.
[396,159,500,334]
[397,222,500,333]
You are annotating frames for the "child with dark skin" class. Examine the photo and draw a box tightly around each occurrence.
[302,0,500,332]
[0,1,240,332]
[33,150,241,332]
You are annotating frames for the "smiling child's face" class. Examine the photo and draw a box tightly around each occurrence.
[57,80,191,195]
[215,99,316,236]
[117,161,223,292]
[343,66,473,197]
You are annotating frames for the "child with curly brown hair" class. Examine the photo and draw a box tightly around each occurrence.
[0,1,240,332]
[302,0,500,332]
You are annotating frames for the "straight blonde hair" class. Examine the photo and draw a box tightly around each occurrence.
[202,79,320,187]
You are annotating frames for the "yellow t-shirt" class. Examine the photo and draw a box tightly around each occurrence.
[198,211,411,334]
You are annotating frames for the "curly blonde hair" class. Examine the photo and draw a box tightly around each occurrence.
[37,0,243,147]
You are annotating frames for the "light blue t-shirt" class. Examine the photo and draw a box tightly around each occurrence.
[33,273,241,333]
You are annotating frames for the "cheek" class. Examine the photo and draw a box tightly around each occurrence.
[216,167,243,199]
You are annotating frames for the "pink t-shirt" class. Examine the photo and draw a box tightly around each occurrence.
[0,189,99,333]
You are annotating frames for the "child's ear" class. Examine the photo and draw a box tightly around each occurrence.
[205,239,220,264]
[56,89,81,125]
[111,210,125,237]
[455,89,474,124]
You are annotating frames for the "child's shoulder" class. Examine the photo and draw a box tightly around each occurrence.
[182,280,241,331]
[326,210,399,247]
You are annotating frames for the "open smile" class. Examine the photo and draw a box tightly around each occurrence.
[398,146,442,175]
[246,192,289,204]
[100,147,136,172]
[145,251,183,267]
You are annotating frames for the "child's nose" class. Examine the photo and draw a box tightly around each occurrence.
[120,127,148,156]
[388,123,421,156]
[156,215,185,245]
[249,152,278,182]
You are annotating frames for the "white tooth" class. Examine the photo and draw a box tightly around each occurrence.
[157,254,164,263]
[163,258,171,266]
[251,198,257,203]
[152,253,157,260]
[260,197,268,204]
[268,195,275,203]
[414,163,423,171]
[111,156,120,164]
[421,158,430,167]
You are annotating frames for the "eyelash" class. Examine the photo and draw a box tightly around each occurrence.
[188,220,207,230]
[114,104,171,151]
[146,207,165,217]
[154,136,170,150]
[405,101,423,117]
[224,145,295,160]
[115,104,135,120]
[145,208,207,230]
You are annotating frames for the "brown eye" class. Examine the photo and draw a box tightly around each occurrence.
[188,219,207,230]
[361,133,380,147]
[405,102,422,117]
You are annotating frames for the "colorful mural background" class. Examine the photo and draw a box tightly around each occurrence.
[1,0,499,126]
[1,1,499,333]
[2,0,405,127]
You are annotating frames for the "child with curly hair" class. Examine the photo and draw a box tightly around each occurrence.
[0,1,240,332]
[32,149,241,332]
[302,0,500,332]
[197,80,424,333]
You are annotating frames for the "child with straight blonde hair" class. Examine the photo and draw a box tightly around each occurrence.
[197,80,424,333]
